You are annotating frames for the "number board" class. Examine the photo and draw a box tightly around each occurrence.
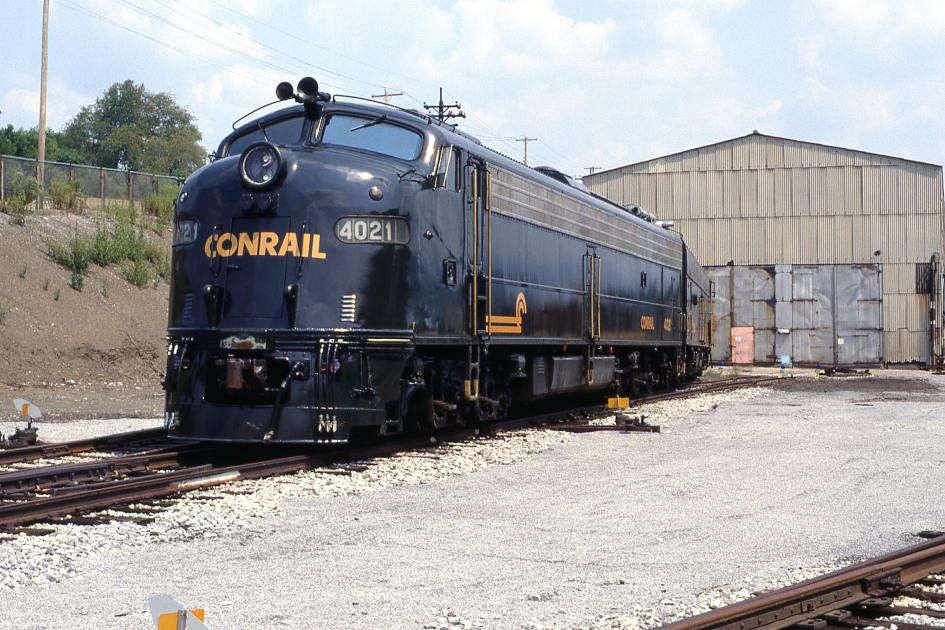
[334,216,409,244]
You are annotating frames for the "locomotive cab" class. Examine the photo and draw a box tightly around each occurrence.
[166,80,452,442]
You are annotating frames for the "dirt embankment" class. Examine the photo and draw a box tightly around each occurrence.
[0,207,169,420]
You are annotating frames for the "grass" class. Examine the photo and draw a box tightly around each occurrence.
[45,208,170,291]
[123,258,151,288]
[69,270,84,291]
[0,296,12,324]
[141,186,177,223]
[43,278,49,291]
[1,174,42,226]
[18,265,27,279]
[53,289,60,301]
[49,180,85,213]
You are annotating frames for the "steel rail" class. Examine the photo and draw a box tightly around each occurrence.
[658,534,945,630]
[0,427,168,466]
[0,444,211,497]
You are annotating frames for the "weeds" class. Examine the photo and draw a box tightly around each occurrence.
[141,186,177,223]
[43,278,49,291]
[8,173,42,205]
[2,198,29,225]
[0,296,12,324]
[69,270,84,291]
[46,233,92,276]
[123,258,151,287]
[53,289,61,301]
[100,280,108,299]
[45,211,169,290]
[18,265,27,279]
[1,174,42,225]
[49,180,85,213]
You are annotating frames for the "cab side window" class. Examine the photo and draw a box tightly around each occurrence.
[433,146,463,192]
[444,148,462,192]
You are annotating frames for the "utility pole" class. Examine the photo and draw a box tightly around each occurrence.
[423,88,465,123]
[584,166,601,175]
[37,0,50,186]
[515,136,537,165]
[371,88,404,104]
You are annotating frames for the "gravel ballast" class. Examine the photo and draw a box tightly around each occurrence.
[0,370,943,629]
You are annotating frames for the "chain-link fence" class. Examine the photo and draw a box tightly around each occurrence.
[0,154,182,207]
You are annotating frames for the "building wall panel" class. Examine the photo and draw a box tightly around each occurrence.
[671,172,689,219]
[714,143,733,171]
[739,170,758,218]
[765,140,784,168]
[688,171,706,219]
[843,166,864,214]
[698,146,716,171]
[732,137,750,170]
[791,169,811,215]
[898,166,918,214]
[810,168,828,215]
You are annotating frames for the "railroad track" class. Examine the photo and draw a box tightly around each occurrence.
[659,532,945,630]
[0,374,776,533]
[0,426,170,466]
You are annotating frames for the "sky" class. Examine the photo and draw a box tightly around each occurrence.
[4,0,945,177]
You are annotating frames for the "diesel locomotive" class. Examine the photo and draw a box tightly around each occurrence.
[163,77,712,443]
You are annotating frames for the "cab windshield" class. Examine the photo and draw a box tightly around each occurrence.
[225,115,305,157]
[319,114,423,161]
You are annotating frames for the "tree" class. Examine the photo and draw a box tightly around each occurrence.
[0,125,88,164]
[61,80,205,177]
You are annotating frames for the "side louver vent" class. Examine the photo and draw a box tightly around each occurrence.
[340,294,357,322]
[181,292,194,322]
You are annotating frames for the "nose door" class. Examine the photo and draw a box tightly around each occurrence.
[223,216,290,325]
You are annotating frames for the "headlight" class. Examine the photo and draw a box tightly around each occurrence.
[239,142,284,189]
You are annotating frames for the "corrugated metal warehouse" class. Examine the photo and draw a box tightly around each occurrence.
[583,132,945,366]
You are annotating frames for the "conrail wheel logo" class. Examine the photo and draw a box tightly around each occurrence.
[485,292,527,334]
[203,232,327,259]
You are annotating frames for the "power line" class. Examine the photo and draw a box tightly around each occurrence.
[59,0,581,173]
[205,0,436,90]
[54,0,273,87]
[148,0,386,93]
[112,0,343,91]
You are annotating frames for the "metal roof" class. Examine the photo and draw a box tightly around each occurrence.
[587,131,942,178]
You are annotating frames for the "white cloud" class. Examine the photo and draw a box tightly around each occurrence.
[0,75,90,130]
[751,99,784,120]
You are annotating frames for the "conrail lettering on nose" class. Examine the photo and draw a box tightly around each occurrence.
[203,232,327,259]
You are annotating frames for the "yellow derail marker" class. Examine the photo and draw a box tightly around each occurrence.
[157,609,205,630]
[607,397,630,409]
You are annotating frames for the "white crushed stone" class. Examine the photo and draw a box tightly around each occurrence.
[0,417,159,444]
[421,608,483,629]
[572,560,850,629]
[884,613,945,627]
[0,387,751,593]
[894,595,945,612]
[0,428,574,591]
[588,387,765,427]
